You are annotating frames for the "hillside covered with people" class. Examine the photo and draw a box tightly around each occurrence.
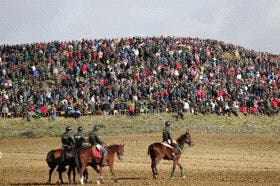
[0,36,279,119]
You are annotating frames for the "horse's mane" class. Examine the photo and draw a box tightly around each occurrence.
[176,133,187,145]
[109,144,121,147]
[108,144,121,148]
[107,144,123,151]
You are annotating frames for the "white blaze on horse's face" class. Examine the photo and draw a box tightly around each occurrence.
[118,155,123,160]
[117,145,125,160]
[117,152,123,160]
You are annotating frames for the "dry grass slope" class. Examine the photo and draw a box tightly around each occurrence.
[0,113,280,139]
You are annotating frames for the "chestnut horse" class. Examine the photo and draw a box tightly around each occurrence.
[46,148,88,184]
[75,144,125,184]
[147,129,194,179]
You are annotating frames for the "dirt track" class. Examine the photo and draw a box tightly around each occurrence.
[0,130,280,185]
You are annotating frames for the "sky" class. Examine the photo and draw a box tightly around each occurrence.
[0,0,279,54]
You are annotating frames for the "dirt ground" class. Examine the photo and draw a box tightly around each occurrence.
[0,130,280,186]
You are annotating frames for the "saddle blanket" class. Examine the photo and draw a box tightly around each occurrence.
[92,146,102,158]
[54,149,62,159]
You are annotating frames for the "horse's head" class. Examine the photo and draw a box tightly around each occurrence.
[108,144,125,160]
[116,144,125,160]
[184,129,195,147]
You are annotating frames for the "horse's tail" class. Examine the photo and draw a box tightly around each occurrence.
[46,150,55,168]
[147,144,153,155]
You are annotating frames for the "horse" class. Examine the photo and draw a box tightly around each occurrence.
[46,148,74,183]
[75,144,125,184]
[46,148,88,184]
[147,129,194,179]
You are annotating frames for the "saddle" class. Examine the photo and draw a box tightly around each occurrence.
[91,146,102,158]
[161,141,174,149]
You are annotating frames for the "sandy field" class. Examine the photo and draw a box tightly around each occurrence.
[0,130,280,186]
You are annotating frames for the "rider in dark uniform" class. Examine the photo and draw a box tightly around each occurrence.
[162,121,180,158]
[89,124,107,166]
[74,126,86,149]
[61,126,75,150]
[59,126,75,171]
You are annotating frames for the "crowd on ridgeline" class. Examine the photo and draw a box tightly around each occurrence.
[0,36,280,119]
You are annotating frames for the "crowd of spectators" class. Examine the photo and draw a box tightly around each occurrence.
[0,36,279,120]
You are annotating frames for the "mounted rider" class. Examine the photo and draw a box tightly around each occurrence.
[59,126,75,172]
[74,126,87,149]
[61,126,75,150]
[89,124,107,166]
[162,121,180,158]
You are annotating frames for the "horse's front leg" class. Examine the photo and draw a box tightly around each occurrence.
[177,161,185,178]
[170,160,177,179]
[109,164,118,182]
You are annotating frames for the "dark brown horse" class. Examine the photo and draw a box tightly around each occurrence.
[147,129,194,179]
[75,144,125,184]
[46,148,75,183]
[46,148,88,184]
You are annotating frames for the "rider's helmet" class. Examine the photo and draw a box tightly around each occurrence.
[165,121,171,127]
[66,126,72,131]
[78,126,83,131]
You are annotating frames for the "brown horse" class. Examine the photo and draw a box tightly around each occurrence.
[46,148,75,183]
[75,144,125,184]
[46,148,88,184]
[147,129,194,179]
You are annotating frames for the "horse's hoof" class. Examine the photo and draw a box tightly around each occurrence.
[182,176,186,179]
[97,180,100,185]
[170,177,175,180]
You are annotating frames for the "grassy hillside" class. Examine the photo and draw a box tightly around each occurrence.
[0,113,280,139]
